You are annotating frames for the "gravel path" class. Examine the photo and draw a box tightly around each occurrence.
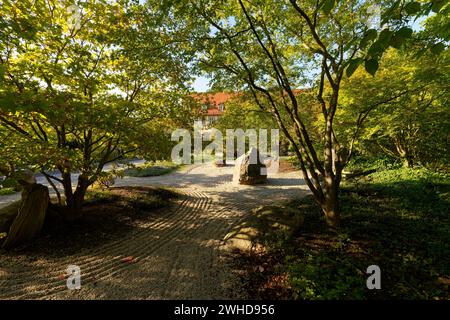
[0,163,309,299]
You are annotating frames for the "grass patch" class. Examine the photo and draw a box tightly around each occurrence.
[0,188,17,196]
[238,167,450,299]
[86,186,179,211]
[123,161,179,177]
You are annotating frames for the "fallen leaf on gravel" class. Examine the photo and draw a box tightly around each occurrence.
[121,256,135,263]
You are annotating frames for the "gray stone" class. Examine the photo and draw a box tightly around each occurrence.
[233,147,267,185]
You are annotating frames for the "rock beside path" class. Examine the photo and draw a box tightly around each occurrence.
[233,148,267,185]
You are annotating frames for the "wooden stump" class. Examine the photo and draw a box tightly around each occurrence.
[2,184,49,249]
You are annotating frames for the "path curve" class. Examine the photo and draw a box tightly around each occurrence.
[0,163,309,299]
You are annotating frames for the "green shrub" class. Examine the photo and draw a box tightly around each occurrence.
[0,187,17,195]
[123,161,179,177]
[85,187,179,211]
[286,253,366,300]
[0,178,19,190]
[345,156,400,172]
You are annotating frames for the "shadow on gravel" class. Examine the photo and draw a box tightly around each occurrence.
[0,169,309,299]
[0,191,247,299]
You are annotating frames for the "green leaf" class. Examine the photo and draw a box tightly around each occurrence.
[431,0,447,13]
[389,27,413,49]
[396,27,413,38]
[368,41,382,57]
[430,42,445,55]
[365,59,379,76]
[360,29,377,48]
[321,0,335,15]
[414,47,428,59]
[389,35,404,49]
[404,2,421,15]
[343,37,357,52]
[346,58,362,78]
[378,29,393,44]
[368,29,393,55]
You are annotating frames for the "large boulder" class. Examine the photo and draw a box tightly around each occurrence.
[233,148,267,185]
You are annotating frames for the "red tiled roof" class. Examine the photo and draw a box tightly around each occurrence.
[192,92,238,105]
[192,92,239,116]
[191,90,306,116]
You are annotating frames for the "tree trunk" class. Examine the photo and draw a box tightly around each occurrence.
[322,177,340,229]
[321,95,341,229]
[59,169,90,220]
[394,135,414,168]
[403,158,413,168]
[64,174,90,220]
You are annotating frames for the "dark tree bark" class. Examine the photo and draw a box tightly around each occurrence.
[322,178,341,228]
[63,173,91,220]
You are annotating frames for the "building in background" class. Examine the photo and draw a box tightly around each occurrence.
[192,92,239,127]
[191,89,306,130]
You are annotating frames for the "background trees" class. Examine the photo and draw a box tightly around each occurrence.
[338,48,449,170]
[176,0,417,227]
[0,0,448,227]
[0,0,194,218]
[159,0,448,228]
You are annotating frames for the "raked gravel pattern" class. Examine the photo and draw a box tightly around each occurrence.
[0,163,309,299]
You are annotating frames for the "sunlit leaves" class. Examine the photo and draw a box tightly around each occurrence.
[360,25,414,75]
[339,49,449,168]
[0,0,193,183]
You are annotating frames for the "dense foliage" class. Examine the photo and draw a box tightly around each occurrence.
[0,0,194,216]
[338,49,449,171]
[0,0,448,299]
[170,0,449,227]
